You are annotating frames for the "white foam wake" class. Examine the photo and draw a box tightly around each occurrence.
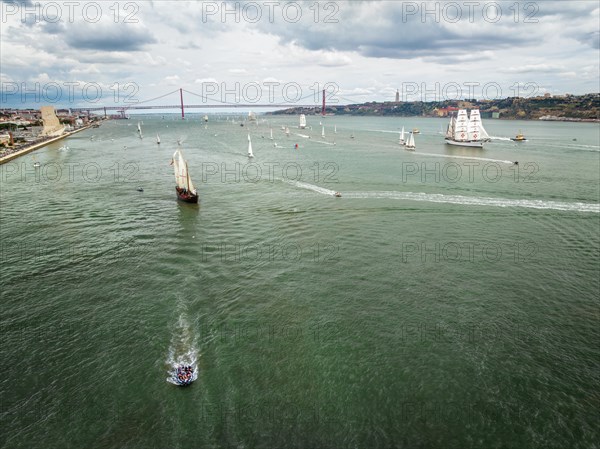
[286,179,337,196]
[412,152,514,164]
[366,129,403,134]
[342,191,600,213]
[286,181,599,213]
[165,313,199,384]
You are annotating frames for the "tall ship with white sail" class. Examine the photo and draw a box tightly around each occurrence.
[172,149,199,203]
[445,109,490,148]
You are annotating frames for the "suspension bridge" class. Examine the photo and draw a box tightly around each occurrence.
[70,88,349,119]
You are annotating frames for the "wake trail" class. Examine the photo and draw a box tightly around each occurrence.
[411,152,515,164]
[286,181,599,213]
[165,312,199,384]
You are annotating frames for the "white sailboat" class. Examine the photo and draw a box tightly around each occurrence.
[156,133,161,144]
[299,114,307,129]
[172,149,199,203]
[137,122,143,139]
[269,128,273,140]
[405,132,416,150]
[399,126,405,145]
[248,111,257,122]
[285,127,290,137]
[203,115,208,123]
[247,134,254,158]
[334,125,337,134]
[321,125,325,138]
[444,109,487,148]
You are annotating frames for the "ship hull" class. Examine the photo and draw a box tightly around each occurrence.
[176,187,199,203]
[445,138,484,148]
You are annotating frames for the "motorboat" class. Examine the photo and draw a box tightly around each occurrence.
[168,365,197,386]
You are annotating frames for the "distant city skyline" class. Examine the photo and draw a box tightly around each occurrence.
[1,1,598,109]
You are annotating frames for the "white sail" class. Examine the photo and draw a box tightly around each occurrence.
[203,115,208,122]
[247,134,254,157]
[299,114,306,129]
[269,128,273,140]
[248,111,256,122]
[399,126,405,144]
[334,125,337,134]
[468,109,482,141]
[445,117,455,139]
[474,110,491,141]
[453,109,469,141]
[321,125,325,138]
[156,133,160,144]
[405,132,416,149]
[285,127,290,136]
[173,149,195,192]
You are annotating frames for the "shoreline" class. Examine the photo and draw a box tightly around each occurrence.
[0,124,96,165]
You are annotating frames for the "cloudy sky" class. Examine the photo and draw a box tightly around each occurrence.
[1,0,598,110]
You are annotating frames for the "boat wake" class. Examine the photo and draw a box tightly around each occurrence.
[285,181,599,213]
[490,136,512,141]
[340,192,599,212]
[411,152,514,164]
[165,313,199,386]
[367,129,404,134]
[284,179,338,196]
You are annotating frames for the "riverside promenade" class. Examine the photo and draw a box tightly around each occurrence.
[0,123,95,165]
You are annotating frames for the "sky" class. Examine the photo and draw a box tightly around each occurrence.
[1,0,599,111]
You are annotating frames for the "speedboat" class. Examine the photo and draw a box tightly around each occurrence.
[33,162,41,167]
[168,365,197,386]
[334,192,342,198]
[137,187,144,192]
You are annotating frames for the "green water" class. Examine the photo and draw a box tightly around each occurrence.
[1,115,599,448]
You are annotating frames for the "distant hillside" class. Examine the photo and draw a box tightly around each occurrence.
[271,93,600,121]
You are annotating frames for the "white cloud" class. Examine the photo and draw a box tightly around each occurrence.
[1,0,597,109]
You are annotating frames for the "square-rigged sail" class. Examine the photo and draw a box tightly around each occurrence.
[453,109,469,141]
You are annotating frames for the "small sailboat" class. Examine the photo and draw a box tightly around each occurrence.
[405,132,416,150]
[172,149,199,203]
[269,128,274,140]
[399,126,405,145]
[350,132,355,139]
[285,127,290,137]
[203,115,208,123]
[299,114,307,129]
[156,134,161,144]
[247,134,254,158]
[137,122,143,139]
[321,125,325,138]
